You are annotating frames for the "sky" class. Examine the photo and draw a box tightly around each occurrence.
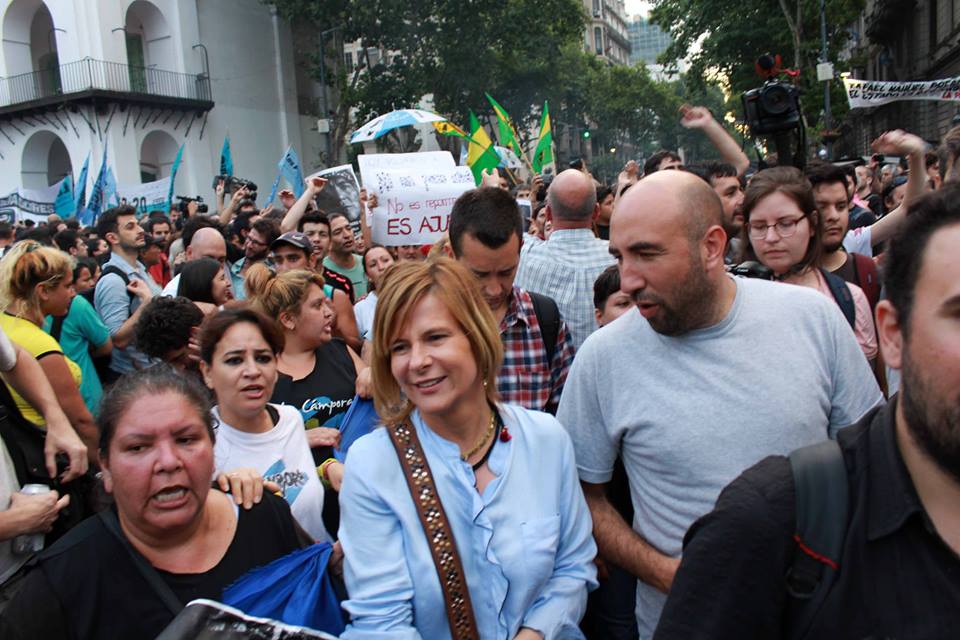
[623,0,653,17]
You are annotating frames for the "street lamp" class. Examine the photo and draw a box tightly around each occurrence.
[818,0,834,159]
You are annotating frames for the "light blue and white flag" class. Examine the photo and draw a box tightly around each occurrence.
[53,175,74,219]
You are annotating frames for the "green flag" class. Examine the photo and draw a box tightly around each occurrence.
[532,102,554,174]
[467,111,500,185]
[485,93,523,159]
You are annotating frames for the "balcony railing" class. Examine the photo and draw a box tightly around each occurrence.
[0,57,212,109]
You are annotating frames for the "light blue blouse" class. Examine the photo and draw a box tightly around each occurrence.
[339,404,598,640]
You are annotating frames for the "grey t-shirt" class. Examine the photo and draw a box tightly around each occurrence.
[557,276,883,638]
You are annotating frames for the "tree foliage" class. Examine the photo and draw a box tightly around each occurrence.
[650,0,865,134]
[269,0,590,162]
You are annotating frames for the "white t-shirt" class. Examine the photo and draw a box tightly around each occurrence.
[353,291,378,341]
[842,225,873,257]
[212,404,330,543]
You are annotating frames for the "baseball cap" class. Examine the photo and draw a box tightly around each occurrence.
[271,231,312,253]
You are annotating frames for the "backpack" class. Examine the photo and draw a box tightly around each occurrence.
[528,291,560,363]
[95,265,136,314]
[820,268,856,329]
[850,253,880,312]
[785,439,850,640]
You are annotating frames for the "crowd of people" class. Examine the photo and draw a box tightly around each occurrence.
[0,104,958,640]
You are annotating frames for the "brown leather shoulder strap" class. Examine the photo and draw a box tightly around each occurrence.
[386,420,479,640]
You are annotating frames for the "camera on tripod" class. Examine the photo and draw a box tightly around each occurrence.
[742,81,802,136]
[741,54,806,169]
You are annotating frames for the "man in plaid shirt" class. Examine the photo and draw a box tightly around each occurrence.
[449,187,575,414]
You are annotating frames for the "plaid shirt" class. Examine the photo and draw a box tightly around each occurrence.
[516,228,615,349]
[496,286,575,414]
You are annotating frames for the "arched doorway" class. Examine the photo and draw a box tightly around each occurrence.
[124,1,173,93]
[21,129,71,189]
[140,130,178,182]
[2,0,60,101]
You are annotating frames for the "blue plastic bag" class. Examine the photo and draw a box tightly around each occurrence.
[222,542,345,636]
[334,397,379,462]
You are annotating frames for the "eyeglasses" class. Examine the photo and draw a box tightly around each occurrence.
[748,217,805,240]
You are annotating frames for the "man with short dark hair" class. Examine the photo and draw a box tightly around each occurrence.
[595,185,615,240]
[53,229,87,257]
[322,213,368,298]
[643,150,683,176]
[143,215,173,287]
[687,161,744,262]
[93,206,160,379]
[229,217,279,297]
[655,183,960,639]
[144,216,172,247]
[558,170,881,636]
[516,168,615,348]
[298,212,355,302]
[449,187,575,414]
[805,161,881,311]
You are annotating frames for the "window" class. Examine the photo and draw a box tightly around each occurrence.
[344,51,354,71]
[594,27,603,55]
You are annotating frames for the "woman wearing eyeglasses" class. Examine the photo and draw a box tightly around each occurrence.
[739,167,877,360]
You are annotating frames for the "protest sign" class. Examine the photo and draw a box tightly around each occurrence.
[307,164,362,229]
[843,76,960,109]
[117,177,172,216]
[0,184,59,224]
[360,163,474,246]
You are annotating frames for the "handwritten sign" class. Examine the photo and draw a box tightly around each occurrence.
[359,164,473,246]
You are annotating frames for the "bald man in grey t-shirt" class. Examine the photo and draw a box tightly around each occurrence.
[557,171,882,638]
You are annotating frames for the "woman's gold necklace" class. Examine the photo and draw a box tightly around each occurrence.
[460,411,496,462]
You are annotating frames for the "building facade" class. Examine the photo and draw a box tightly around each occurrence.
[0,0,326,216]
[838,0,960,154]
[627,15,671,66]
[583,0,631,65]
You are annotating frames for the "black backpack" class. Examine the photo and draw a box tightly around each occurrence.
[528,291,560,363]
[785,439,850,639]
[820,268,856,329]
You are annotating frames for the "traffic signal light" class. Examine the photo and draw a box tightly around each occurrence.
[582,130,591,139]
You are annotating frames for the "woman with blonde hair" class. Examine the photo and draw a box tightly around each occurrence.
[338,257,597,640]
[0,241,97,463]
[246,264,369,498]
